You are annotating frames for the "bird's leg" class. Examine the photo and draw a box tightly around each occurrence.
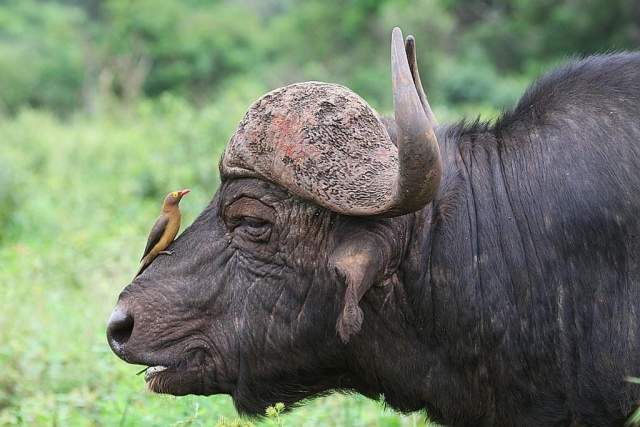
[158,250,174,256]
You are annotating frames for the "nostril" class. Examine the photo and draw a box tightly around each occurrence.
[107,306,134,352]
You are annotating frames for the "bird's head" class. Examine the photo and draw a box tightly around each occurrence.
[164,189,190,207]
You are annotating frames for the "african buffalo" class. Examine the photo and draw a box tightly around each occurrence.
[107,27,640,426]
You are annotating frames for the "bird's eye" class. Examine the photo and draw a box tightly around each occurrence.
[171,192,178,198]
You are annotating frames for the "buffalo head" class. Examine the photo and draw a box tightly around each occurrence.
[107,28,441,414]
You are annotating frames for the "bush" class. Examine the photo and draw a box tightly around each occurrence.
[0,93,438,425]
[0,1,86,113]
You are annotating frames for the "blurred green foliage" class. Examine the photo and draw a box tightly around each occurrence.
[0,0,638,425]
[1,0,637,114]
[0,98,438,426]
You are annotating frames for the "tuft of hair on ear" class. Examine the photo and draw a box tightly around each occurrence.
[331,239,386,344]
[337,295,364,344]
[335,254,367,343]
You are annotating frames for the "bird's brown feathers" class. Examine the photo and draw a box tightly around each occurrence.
[140,215,170,261]
[134,189,189,278]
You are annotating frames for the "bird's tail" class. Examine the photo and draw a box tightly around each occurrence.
[133,259,148,279]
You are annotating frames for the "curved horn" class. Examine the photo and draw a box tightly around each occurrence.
[386,27,442,215]
[220,28,442,218]
[405,35,437,126]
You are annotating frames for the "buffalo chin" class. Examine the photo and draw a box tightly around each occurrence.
[145,366,223,396]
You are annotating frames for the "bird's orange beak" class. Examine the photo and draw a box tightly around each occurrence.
[178,189,191,198]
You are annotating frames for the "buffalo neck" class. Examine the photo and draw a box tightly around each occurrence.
[344,122,533,423]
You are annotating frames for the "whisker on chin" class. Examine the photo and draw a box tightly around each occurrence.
[136,367,149,376]
[146,375,158,392]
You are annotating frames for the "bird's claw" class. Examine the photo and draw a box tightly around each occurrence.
[159,250,174,256]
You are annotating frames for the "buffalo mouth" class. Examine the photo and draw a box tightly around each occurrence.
[143,365,169,388]
[106,304,233,396]
[144,364,189,395]
[138,362,211,395]
[132,351,233,396]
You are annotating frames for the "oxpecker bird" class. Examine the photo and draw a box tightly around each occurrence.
[135,189,190,277]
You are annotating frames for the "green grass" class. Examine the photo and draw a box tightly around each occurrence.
[0,96,451,426]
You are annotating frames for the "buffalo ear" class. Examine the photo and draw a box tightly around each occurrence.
[331,238,385,343]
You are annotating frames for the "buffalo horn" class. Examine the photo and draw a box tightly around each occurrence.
[383,27,442,216]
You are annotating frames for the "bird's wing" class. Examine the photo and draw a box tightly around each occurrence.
[140,215,169,261]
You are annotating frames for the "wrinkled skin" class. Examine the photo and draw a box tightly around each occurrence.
[109,53,640,426]
[112,177,414,412]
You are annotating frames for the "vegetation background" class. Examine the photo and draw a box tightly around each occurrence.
[0,0,638,425]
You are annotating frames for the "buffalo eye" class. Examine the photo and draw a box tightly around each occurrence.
[235,216,271,242]
[223,197,276,243]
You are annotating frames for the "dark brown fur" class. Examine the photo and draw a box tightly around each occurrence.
[108,53,640,426]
